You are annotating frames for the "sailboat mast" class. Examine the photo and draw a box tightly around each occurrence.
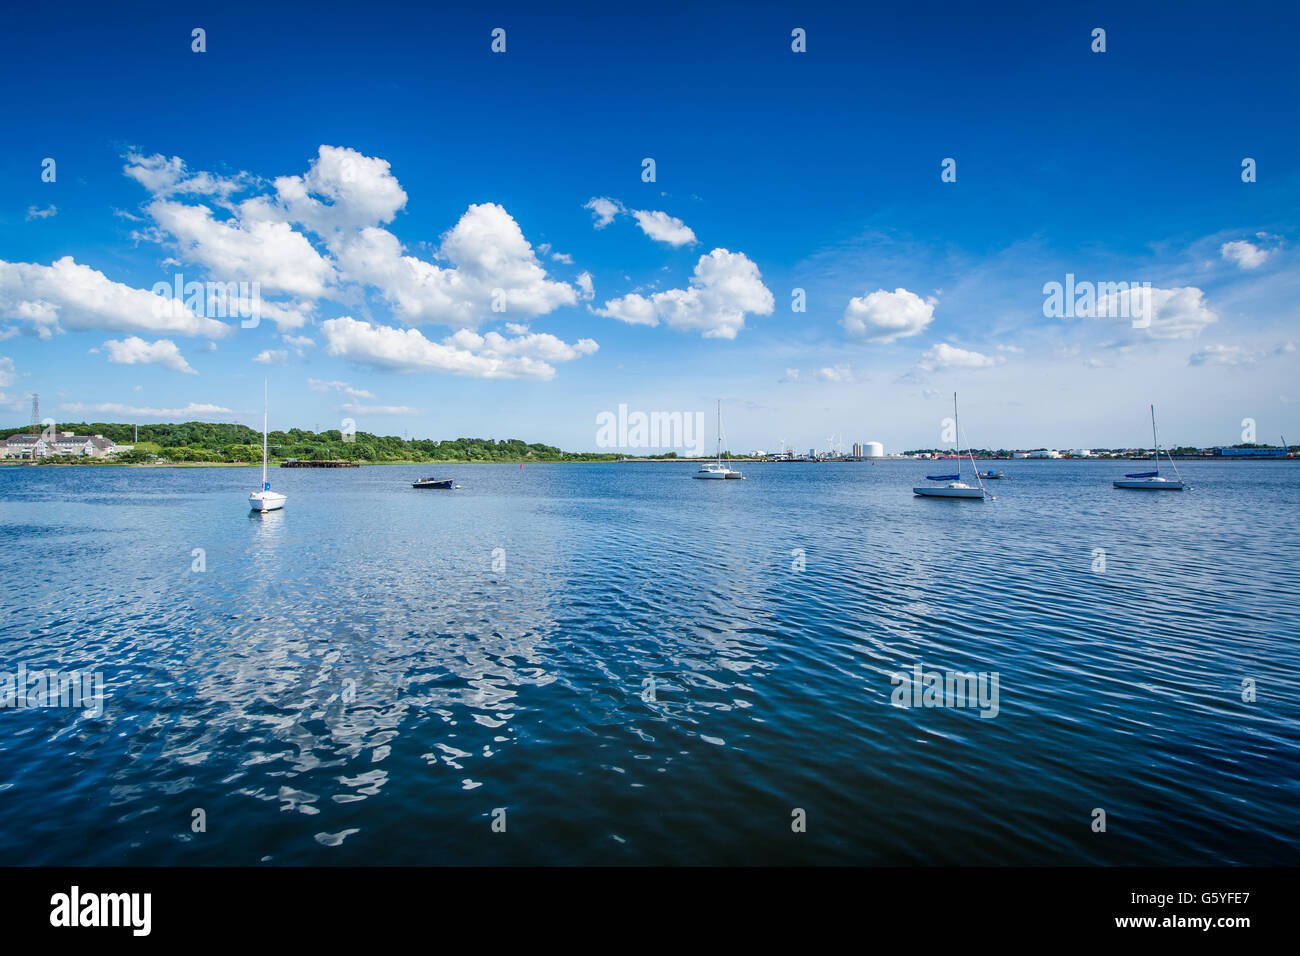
[716,399,722,466]
[953,392,961,475]
[262,380,269,489]
[1150,403,1159,474]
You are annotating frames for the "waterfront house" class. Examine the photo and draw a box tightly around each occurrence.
[2,434,52,458]
[49,432,119,458]
[4,432,122,459]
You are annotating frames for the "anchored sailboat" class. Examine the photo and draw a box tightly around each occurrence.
[249,381,287,512]
[1113,405,1185,490]
[694,400,744,479]
[913,393,988,499]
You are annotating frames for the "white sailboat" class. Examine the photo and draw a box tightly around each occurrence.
[694,400,744,479]
[1114,405,1185,490]
[249,381,287,512]
[913,393,987,499]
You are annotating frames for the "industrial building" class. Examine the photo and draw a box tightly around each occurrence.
[1213,446,1287,457]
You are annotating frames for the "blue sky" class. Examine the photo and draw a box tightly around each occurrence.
[1,0,1297,452]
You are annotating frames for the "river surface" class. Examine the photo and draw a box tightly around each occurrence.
[0,460,1296,864]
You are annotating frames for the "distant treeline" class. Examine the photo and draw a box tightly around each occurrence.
[3,422,620,463]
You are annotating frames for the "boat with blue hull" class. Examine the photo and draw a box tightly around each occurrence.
[1114,406,1185,490]
[914,393,989,500]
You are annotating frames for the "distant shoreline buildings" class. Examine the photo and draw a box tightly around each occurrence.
[901,445,1293,460]
[758,439,888,462]
[1,419,1294,465]
[2,431,130,459]
[749,439,1293,463]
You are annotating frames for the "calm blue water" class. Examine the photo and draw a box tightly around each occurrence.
[0,460,1297,865]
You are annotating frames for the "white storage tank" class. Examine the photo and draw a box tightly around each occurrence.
[865,441,884,458]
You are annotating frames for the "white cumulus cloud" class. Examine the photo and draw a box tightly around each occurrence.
[1220,240,1270,270]
[145,199,336,300]
[123,147,584,339]
[268,145,409,238]
[842,288,936,343]
[19,147,595,385]
[0,256,231,339]
[584,197,624,228]
[123,152,250,199]
[596,248,773,339]
[630,209,696,247]
[61,401,234,419]
[321,315,598,380]
[814,364,855,382]
[102,336,196,374]
[308,378,375,399]
[1094,286,1218,339]
[919,343,1003,371]
[333,203,577,327]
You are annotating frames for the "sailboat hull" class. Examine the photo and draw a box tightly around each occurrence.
[914,394,985,499]
[1115,406,1184,490]
[249,491,287,511]
[251,382,286,512]
[694,401,743,479]
[693,463,742,479]
[913,486,985,498]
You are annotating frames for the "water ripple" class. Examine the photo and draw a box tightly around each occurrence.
[0,460,1296,864]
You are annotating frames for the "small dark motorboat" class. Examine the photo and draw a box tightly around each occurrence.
[979,470,1006,479]
[412,477,455,489]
